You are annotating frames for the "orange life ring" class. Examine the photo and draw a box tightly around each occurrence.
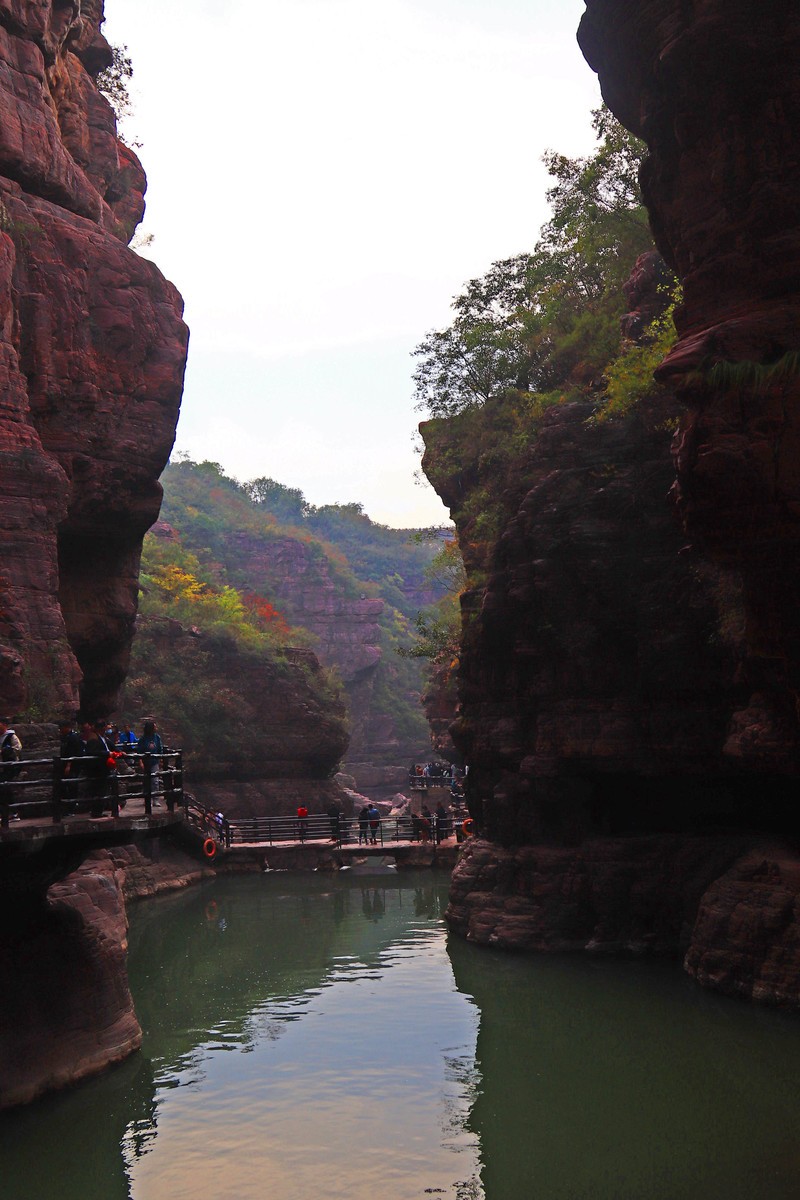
[462,818,474,837]
[203,838,217,859]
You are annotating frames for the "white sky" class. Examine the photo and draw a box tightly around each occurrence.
[102,0,601,527]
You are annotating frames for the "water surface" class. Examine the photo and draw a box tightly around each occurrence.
[2,869,800,1199]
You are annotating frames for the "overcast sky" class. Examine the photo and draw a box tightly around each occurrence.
[102,0,601,527]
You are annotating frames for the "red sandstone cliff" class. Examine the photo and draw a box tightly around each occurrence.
[0,849,142,1109]
[423,1,800,1008]
[0,0,188,719]
[227,533,385,757]
[193,527,429,795]
[121,612,351,819]
[578,0,800,773]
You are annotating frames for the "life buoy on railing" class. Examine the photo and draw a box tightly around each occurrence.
[205,899,218,920]
[203,838,217,859]
[462,818,474,837]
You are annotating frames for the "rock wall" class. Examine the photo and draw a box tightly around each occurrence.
[0,0,188,719]
[228,533,385,759]
[0,840,216,1110]
[579,0,800,772]
[423,385,753,847]
[121,614,351,820]
[0,849,142,1109]
[225,532,431,791]
[422,0,800,1006]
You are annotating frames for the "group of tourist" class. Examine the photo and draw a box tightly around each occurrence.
[294,797,454,846]
[296,801,384,844]
[0,714,167,819]
[408,761,466,798]
[57,717,166,813]
[416,802,450,843]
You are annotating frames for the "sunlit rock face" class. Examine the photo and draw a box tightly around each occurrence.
[227,534,385,757]
[0,0,187,718]
[579,0,800,771]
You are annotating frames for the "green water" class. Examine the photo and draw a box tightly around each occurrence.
[2,869,800,1199]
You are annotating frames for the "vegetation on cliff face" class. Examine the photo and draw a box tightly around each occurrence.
[96,44,134,122]
[413,109,680,716]
[119,527,347,778]
[413,109,661,423]
[417,110,678,526]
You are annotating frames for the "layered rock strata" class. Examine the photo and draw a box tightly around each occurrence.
[424,391,749,848]
[229,533,384,760]
[579,0,800,771]
[424,0,800,1001]
[122,614,351,820]
[0,0,188,718]
[451,837,800,1007]
[225,532,430,793]
[0,841,215,1110]
[0,849,141,1109]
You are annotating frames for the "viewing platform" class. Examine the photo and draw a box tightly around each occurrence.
[0,751,186,870]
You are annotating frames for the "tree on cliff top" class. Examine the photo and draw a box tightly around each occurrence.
[96,43,134,123]
[413,108,652,419]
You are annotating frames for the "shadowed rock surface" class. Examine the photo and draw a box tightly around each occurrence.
[424,0,800,1006]
[579,0,800,771]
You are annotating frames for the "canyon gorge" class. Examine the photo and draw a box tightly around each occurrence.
[3,0,800,1114]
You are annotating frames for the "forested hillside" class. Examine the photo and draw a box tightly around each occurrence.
[122,461,445,796]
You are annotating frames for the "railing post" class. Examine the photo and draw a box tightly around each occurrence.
[52,756,63,823]
[177,752,186,814]
[110,770,120,818]
[164,756,175,813]
[143,753,152,816]
[1,783,8,829]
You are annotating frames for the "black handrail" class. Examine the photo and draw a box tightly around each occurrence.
[216,812,456,848]
[0,750,184,829]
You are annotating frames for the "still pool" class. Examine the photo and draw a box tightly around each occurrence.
[2,869,800,1199]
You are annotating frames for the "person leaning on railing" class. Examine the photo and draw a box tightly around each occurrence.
[137,719,164,803]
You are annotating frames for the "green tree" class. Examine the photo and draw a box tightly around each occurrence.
[96,43,134,122]
[413,108,654,419]
[399,539,465,666]
[244,477,311,525]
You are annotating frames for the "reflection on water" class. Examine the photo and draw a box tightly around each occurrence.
[2,871,800,1199]
[450,940,800,1200]
[0,873,481,1200]
[121,874,480,1200]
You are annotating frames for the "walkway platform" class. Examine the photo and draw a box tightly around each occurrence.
[213,836,461,873]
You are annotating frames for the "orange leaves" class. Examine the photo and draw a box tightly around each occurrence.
[241,592,291,637]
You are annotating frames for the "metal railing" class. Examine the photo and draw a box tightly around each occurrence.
[0,750,184,829]
[185,799,232,849]
[407,776,466,800]
[213,811,458,848]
